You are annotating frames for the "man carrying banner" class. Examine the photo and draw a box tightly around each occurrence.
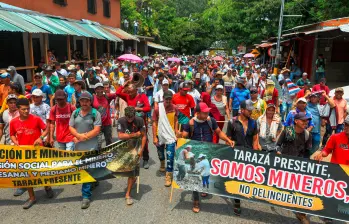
[226,100,259,215]
[9,98,54,209]
[276,113,312,224]
[69,92,102,209]
[181,102,234,213]
[152,90,179,186]
[117,106,146,205]
[48,90,76,150]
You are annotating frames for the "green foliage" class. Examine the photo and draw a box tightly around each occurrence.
[121,0,349,54]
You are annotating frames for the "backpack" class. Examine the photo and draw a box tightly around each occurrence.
[284,126,309,142]
[189,118,214,139]
[53,104,73,119]
[73,107,97,123]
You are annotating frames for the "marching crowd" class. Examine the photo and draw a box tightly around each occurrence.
[0,55,347,224]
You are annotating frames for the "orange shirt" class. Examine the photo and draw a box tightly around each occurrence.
[0,84,10,106]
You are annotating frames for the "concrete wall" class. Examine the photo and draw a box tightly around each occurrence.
[1,0,121,28]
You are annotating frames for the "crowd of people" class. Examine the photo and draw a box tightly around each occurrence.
[0,55,347,224]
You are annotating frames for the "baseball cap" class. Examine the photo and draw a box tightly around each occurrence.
[195,73,201,79]
[179,82,190,91]
[267,79,275,85]
[294,113,312,121]
[32,89,43,97]
[45,66,53,71]
[94,83,104,89]
[198,154,206,159]
[267,103,276,108]
[216,85,224,90]
[249,86,258,93]
[0,73,10,78]
[54,89,66,100]
[6,66,15,72]
[6,94,18,101]
[123,68,129,73]
[79,92,93,101]
[34,73,42,78]
[302,72,308,76]
[241,100,254,111]
[335,87,344,92]
[196,102,211,113]
[142,67,148,71]
[296,97,307,104]
[162,79,169,85]
[163,90,173,99]
[163,65,169,71]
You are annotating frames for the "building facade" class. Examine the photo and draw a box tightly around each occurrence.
[0,0,120,28]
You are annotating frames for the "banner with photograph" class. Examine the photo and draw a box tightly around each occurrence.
[0,139,141,188]
[173,138,349,222]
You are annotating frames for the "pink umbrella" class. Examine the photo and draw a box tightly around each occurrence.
[243,53,255,58]
[118,54,143,63]
[212,56,224,61]
[167,57,181,62]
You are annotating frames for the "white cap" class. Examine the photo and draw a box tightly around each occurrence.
[162,79,169,85]
[216,85,224,90]
[296,97,307,104]
[195,73,201,79]
[123,68,129,73]
[32,89,43,97]
[302,72,308,76]
[198,154,206,159]
[185,145,192,150]
[255,65,260,69]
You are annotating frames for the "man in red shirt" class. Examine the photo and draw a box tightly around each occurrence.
[48,90,76,150]
[116,79,151,168]
[172,82,195,125]
[92,83,117,147]
[312,78,330,105]
[10,98,53,209]
[316,115,349,164]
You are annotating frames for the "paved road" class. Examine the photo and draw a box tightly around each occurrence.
[0,127,344,224]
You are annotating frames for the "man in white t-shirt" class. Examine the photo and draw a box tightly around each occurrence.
[30,89,51,124]
[153,79,175,107]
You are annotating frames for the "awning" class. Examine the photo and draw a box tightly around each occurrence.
[282,27,339,38]
[257,43,273,48]
[103,26,139,41]
[80,23,121,42]
[0,19,24,32]
[340,24,349,32]
[16,13,67,35]
[0,10,48,33]
[147,41,173,51]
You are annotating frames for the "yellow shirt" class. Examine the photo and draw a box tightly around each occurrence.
[251,99,267,120]
[0,94,26,113]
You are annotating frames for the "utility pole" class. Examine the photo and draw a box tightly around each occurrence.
[273,0,285,74]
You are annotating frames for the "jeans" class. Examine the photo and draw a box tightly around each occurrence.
[56,141,75,151]
[232,109,239,117]
[202,176,209,188]
[82,183,92,199]
[336,124,344,133]
[315,72,325,83]
[98,125,113,148]
[311,132,321,155]
[281,102,292,122]
[147,96,153,119]
[322,122,333,146]
[156,142,176,172]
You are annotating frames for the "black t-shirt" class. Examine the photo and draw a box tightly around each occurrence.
[117,116,145,134]
[276,130,312,158]
[226,118,257,149]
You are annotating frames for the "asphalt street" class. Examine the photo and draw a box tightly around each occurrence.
[0,126,345,224]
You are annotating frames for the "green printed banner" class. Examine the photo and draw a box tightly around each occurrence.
[0,139,141,188]
[173,138,349,222]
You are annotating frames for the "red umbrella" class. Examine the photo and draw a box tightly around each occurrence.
[212,56,224,61]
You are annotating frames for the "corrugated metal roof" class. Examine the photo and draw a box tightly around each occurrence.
[0,19,24,32]
[81,23,121,42]
[0,11,48,33]
[147,42,173,51]
[40,16,81,36]
[72,22,106,39]
[16,13,67,35]
[104,27,139,41]
[340,24,349,33]
[52,19,93,38]
[304,27,339,35]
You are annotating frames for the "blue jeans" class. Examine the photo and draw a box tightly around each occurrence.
[311,132,321,155]
[82,183,92,199]
[202,176,210,187]
[336,124,344,133]
[156,142,176,172]
[281,102,292,122]
[147,95,153,119]
[315,72,325,83]
[56,141,75,151]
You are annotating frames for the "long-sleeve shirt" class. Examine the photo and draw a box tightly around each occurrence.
[43,75,59,93]
[284,108,315,128]
[116,86,151,113]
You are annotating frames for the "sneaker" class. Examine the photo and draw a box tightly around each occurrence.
[81,198,91,209]
[14,188,27,196]
[22,199,36,209]
[45,188,54,198]
[125,197,134,205]
[143,160,149,169]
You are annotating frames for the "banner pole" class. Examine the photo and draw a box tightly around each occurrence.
[137,176,140,194]
[169,182,174,203]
